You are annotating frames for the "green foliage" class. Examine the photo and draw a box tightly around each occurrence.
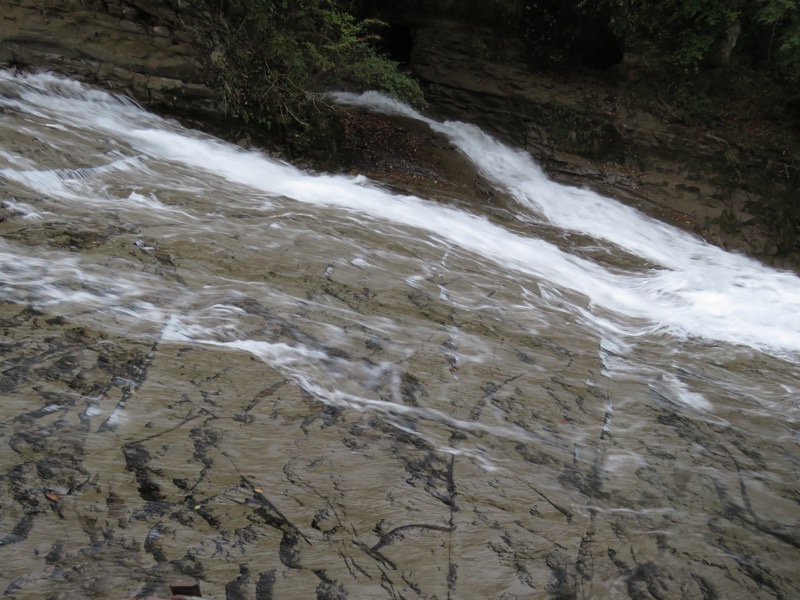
[419,0,798,95]
[598,0,799,84]
[750,0,800,95]
[335,51,426,106]
[601,0,742,70]
[188,0,425,134]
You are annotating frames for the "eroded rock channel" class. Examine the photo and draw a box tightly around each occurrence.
[1,72,800,600]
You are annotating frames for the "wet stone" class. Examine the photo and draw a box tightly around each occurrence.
[1,74,800,600]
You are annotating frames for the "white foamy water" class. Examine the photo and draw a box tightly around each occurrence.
[7,72,798,358]
[334,91,800,357]
[2,70,799,406]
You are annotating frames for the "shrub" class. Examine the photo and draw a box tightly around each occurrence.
[188,0,425,134]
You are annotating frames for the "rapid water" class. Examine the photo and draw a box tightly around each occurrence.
[1,71,799,599]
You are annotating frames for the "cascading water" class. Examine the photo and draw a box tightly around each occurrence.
[1,71,798,599]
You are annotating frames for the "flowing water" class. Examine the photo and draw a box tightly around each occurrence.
[1,71,799,599]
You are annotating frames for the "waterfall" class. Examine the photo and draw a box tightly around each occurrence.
[1,70,798,600]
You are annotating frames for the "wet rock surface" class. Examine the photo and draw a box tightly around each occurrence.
[2,277,800,599]
[0,0,213,113]
[2,81,800,600]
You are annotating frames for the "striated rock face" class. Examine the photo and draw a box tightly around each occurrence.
[0,0,214,113]
[399,18,799,268]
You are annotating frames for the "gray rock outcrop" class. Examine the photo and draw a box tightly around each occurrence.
[1,0,214,113]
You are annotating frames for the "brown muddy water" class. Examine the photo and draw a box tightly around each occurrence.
[1,72,800,600]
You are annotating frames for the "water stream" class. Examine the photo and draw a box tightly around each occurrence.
[1,71,799,599]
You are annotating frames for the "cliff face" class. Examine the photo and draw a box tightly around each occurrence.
[0,0,214,113]
[2,3,798,268]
